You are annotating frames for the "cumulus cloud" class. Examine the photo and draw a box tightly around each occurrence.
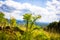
[0,0,60,23]
[3,10,23,20]
[45,0,60,22]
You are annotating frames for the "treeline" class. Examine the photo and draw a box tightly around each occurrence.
[46,21,60,33]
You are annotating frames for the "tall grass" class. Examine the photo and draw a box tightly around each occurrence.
[0,25,60,40]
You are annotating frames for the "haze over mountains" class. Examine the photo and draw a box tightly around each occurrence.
[16,20,49,27]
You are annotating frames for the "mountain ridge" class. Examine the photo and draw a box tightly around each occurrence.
[16,20,49,27]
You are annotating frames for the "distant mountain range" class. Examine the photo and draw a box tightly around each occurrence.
[35,22,49,27]
[16,20,49,27]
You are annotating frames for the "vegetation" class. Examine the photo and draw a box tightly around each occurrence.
[0,12,60,40]
[47,21,60,33]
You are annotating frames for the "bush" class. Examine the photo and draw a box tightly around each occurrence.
[47,21,60,33]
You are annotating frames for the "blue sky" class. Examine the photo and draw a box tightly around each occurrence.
[13,0,48,7]
[0,0,60,23]
[1,0,48,7]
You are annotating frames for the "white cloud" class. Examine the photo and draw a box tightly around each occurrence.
[45,0,60,22]
[0,0,60,23]
[0,1,4,6]
[46,0,60,12]
[3,11,23,20]
[3,12,11,19]
[10,10,23,20]
[5,0,25,10]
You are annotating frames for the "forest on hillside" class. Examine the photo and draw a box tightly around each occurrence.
[0,12,60,40]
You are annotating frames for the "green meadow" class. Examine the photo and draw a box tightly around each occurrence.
[0,12,60,40]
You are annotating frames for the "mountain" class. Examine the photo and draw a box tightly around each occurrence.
[16,20,49,27]
[35,22,49,27]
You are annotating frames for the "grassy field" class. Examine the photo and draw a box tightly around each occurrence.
[0,12,60,40]
[0,25,60,40]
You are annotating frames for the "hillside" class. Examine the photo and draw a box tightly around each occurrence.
[0,12,60,40]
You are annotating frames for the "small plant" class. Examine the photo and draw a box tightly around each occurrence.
[23,13,41,40]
